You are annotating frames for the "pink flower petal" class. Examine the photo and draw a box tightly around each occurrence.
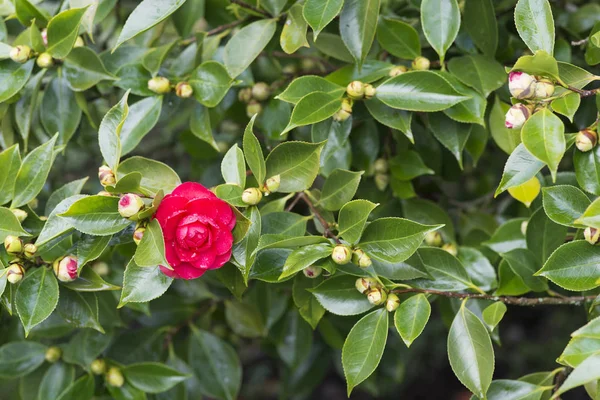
[154,195,188,225]
[172,182,215,201]
[186,198,235,229]
[213,227,233,255]
[211,250,232,270]
[173,262,207,279]
[160,265,180,278]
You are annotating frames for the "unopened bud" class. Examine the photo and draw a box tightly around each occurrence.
[28,198,39,210]
[175,82,193,98]
[505,103,532,129]
[23,243,37,259]
[520,221,528,236]
[246,101,262,118]
[385,293,401,312]
[6,264,25,284]
[346,81,365,100]
[508,71,536,99]
[98,165,116,186]
[355,277,379,294]
[576,129,598,152]
[44,346,62,363]
[331,244,352,265]
[41,29,48,46]
[364,84,376,99]
[534,78,555,99]
[442,243,458,257]
[36,52,54,68]
[11,209,28,223]
[282,64,298,75]
[373,158,388,174]
[584,227,600,245]
[389,65,408,77]
[264,175,280,194]
[92,261,110,276]
[133,227,145,245]
[301,58,316,71]
[91,359,107,375]
[367,287,387,305]
[53,255,78,282]
[238,87,253,103]
[9,45,31,63]
[412,56,430,71]
[352,248,372,268]
[374,173,389,191]
[333,98,353,122]
[118,193,144,218]
[216,141,229,153]
[74,36,84,48]
[241,187,262,205]
[303,265,322,278]
[251,82,271,101]
[424,231,443,247]
[147,76,171,94]
[106,367,124,387]
[4,235,22,254]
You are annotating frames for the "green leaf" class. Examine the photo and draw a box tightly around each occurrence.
[551,92,580,122]
[376,71,469,112]
[554,353,600,398]
[188,328,242,400]
[63,265,120,292]
[282,92,342,134]
[117,156,181,195]
[262,212,309,236]
[575,198,600,228]
[542,185,591,228]
[41,77,81,146]
[359,217,443,263]
[310,274,374,315]
[526,207,568,264]
[514,0,555,55]
[312,117,353,176]
[365,97,413,142]
[35,195,84,249]
[265,141,326,192]
[338,200,378,244]
[16,267,59,336]
[120,96,163,156]
[536,241,600,291]
[242,116,266,185]
[339,0,380,67]
[463,0,497,56]
[483,218,527,254]
[56,289,103,333]
[0,341,46,378]
[573,316,600,340]
[403,198,455,242]
[119,259,173,307]
[11,134,57,208]
[232,206,261,281]
[420,0,460,63]
[221,144,246,187]
[225,300,266,338]
[303,0,343,39]
[0,207,30,241]
[15,69,44,142]
[293,274,326,329]
[394,294,431,347]
[311,32,355,63]
[279,243,332,280]
[482,302,507,330]
[189,61,234,108]
[98,91,129,171]
[0,59,34,105]
[62,329,112,370]
[114,0,186,50]
[135,219,168,267]
[428,113,471,169]
[342,308,388,395]
[55,374,94,400]
[276,75,344,104]
[223,19,277,78]
[280,4,309,54]
[76,234,113,271]
[190,102,219,151]
[502,248,548,292]
[46,7,88,59]
[0,145,21,205]
[142,42,177,76]
[495,144,544,196]
[521,109,565,181]
[123,362,188,394]
[447,55,506,98]
[511,51,561,83]
[319,169,363,211]
[59,195,131,236]
[63,47,117,91]
[411,247,477,292]
[14,0,49,27]
[214,184,246,207]
[574,145,600,196]
[448,301,495,399]
[376,17,420,60]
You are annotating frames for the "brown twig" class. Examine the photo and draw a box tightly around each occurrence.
[206,18,248,36]
[552,367,571,399]
[391,288,597,306]
[230,0,272,18]
[567,85,600,97]
[293,192,341,243]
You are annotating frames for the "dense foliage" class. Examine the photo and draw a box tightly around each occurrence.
[1,0,600,398]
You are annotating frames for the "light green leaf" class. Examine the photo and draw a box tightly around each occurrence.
[223,19,277,78]
[394,294,431,347]
[135,219,168,267]
[554,353,600,398]
[232,206,261,281]
[303,0,343,39]
[16,267,59,336]
[242,115,266,184]
[190,102,219,151]
[339,0,380,67]
[511,51,560,83]
[280,4,309,54]
[495,144,544,196]
[117,156,181,195]
[376,17,421,60]
[276,75,345,104]
[521,109,565,181]
[119,259,173,307]
[447,55,506,98]
[279,243,332,280]
[0,145,21,206]
[63,47,117,91]
[221,144,246,187]
[575,145,600,196]
[420,0,460,63]
[14,0,49,27]
[575,198,600,229]
[338,199,378,244]
[98,91,129,171]
[514,0,555,55]
[59,195,131,236]
[41,77,81,146]
[483,219,527,254]
[542,185,590,228]
[310,275,374,316]
[411,247,477,292]
[281,92,342,134]
[293,274,326,329]
[123,362,188,394]
[189,61,233,108]
[0,207,30,242]
[35,195,84,249]
[319,169,363,211]
[46,7,88,59]
[490,97,521,154]
[551,92,580,122]
[265,141,326,192]
[365,97,413,142]
[0,59,34,103]
[120,96,163,155]
[482,302,507,330]
[536,241,600,291]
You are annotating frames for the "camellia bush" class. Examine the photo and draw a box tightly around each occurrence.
[2,0,600,398]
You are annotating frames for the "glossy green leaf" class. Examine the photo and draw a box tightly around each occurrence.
[15,69,44,142]
[319,169,363,211]
[14,0,49,27]
[428,112,472,168]
[190,102,218,151]
[339,0,380,66]
[135,219,168,267]
[394,293,431,347]
[232,206,261,281]
[484,219,527,254]
[59,195,131,236]
[242,115,266,184]
[221,144,246,187]
[119,259,173,307]
[574,144,600,196]
[536,241,600,291]
[411,247,477,292]
[223,19,277,78]
[482,302,507,330]
[123,362,188,394]
[310,274,374,315]
[365,97,413,142]
[293,274,326,329]
[338,199,378,244]
[526,207,568,264]
[502,248,548,292]
[41,77,81,146]
[495,144,544,196]
[56,289,103,333]
[490,97,521,154]
[463,0,497,56]
[421,0,460,62]
[282,92,342,134]
[303,0,343,39]
[0,59,34,103]
[279,243,332,280]
[63,47,117,91]
[0,341,46,378]
[542,185,590,228]
[98,90,129,171]
[63,265,120,292]
[120,96,163,155]
[265,141,325,192]
[280,4,309,54]
[376,17,420,59]
[551,92,580,122]
[514,0,555,55]
[521,109,565,181]
[554,353,600,397]
[189,61,233,108]
[447,55,506,98]
[16,267,59,336]
[117,156,181,195]
[0,145,21,206]
[276,75,345,104]
[55,374,94,400]
[46,7,88,59]
[0,207,30,241]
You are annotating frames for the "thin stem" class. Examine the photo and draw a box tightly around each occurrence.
[206,18,248,36]
[294,192,341,243]
[230,0,272,18]
[391,288,597,306]
[566,85,600,97]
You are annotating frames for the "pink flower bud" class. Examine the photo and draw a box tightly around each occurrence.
[508,71,536,99]
[118,194,144,218]
[98,165,116,186]
[504,103,531,129]
[41,29,48,46]
[53,255,78,282]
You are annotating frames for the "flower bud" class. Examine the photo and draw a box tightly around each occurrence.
[92,261,110,276]
[352,248,372,268]
[91,359,107,375]
[282,64,298,75]
[98,165,116,186]
[36,52,54,68]
[6,264,25,284]
[373,158,388,174]
[41,29,48,46]
[9,45,31,63]
[74,36,84,48]
[364,84,376,99]
[147,76,171,94]
[241,187,262,205]
[424,231,443,247]
[216,141,229,153]
[504,103,532,129]
[246,101,263,118]
[175,82,193,98]
[355,277,378,294]
[303,265,322,278]
[23,243,37,259]
[4,235,23,255]
[44,346,62,363]
[106,367,125,387]
[301,58,317,71]
[346,81,365,100]
[331,244,352,265]
[534,78,555,99]
[576,129,598,152]
[238,87,253,103]
[442,243,458,257]
[520,220,528,236]
[252,82,271,101]
[374,173,389,191]
[53,255,78,282]
[367,287,387,305]
[11,209,28,223]
[28,198,39,210]
[385,293,401,312]
[118,193,144,218]
[333,98,353,122]
[508,71,536,99]
[584,227,600,245]
[264,175,280,194]
[133,226,145,245]
[389,65,408,77]
[412,56,430,71]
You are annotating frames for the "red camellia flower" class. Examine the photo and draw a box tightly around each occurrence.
[154,182,236,279]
